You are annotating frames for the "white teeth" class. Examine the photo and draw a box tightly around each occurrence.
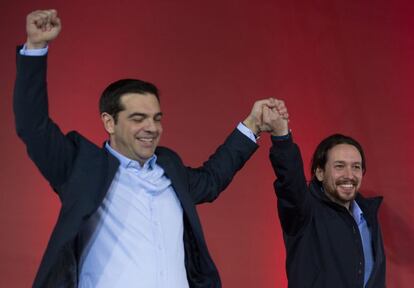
[340,184,353,188]
[137,138,153,142]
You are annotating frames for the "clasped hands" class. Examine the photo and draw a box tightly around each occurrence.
[243,98,289,137]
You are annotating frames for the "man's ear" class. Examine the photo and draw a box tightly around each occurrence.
[101,112,115,134]
[315,167,325,182]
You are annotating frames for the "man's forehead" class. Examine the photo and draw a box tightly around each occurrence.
[120,93,160,109]
[328,144,362,161]
[121,92,158,100]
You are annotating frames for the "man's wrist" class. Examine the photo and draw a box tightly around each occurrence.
[271,129,289,137]
[271,130,291,141]
[242,117,260,136]
[26,38,48,49]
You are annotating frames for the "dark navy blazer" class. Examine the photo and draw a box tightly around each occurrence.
[14,49,258,288]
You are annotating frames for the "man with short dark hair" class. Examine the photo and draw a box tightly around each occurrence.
[14,9,278,288]
[263,100,386,287]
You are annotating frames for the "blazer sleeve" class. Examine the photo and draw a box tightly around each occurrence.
[13,47,76,194]
[186,129,258,204]
[269,136,311,236]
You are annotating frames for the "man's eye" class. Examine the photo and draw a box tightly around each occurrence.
[131,118,144,123]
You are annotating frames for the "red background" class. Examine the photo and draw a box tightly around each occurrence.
[1,0,413,287]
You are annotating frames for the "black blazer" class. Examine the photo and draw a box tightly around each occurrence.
[269,136,386,288]
[14,49,258,288]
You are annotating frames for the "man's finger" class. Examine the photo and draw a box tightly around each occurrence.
[263,106,271,123]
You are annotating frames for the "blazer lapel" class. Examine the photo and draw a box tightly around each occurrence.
[155,151,197,221]
[94,148,120,210]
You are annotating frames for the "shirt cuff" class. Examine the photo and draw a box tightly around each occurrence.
[19,44,48,56]
[271,131,291,142]
[237,122,257,143]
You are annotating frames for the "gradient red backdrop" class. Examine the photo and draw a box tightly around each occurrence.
[1,1,413,287]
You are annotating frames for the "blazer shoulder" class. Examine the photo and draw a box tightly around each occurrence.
[156,146,182,162]
[65,130,110,162]
[67,130,99,148]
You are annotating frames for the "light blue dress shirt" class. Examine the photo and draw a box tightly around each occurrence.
[351,200,374,287]
[78,144,188,288]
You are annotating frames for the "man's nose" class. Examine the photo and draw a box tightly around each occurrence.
[344,166,353,178]
[144,119,157,131]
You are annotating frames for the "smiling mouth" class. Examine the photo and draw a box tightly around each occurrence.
[339,183,354,189]
[336,178,359,193]
[138,138,154,142]
[136,137,157,146]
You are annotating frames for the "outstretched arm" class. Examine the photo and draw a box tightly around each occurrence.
[187,98,280,204]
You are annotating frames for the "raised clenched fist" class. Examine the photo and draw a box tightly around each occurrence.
[26,9,61,49]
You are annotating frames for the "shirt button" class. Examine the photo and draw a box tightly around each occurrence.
[358,269,362,274]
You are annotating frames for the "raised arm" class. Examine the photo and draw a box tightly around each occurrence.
[186,98,278,204]
[14,10,76,193]
[265,100,311,236]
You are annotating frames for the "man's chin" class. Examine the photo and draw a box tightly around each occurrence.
[138,150,156,160]
[337,191,356,203]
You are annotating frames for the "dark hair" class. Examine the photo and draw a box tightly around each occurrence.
[311,134,366,180]
[99,78,159,123]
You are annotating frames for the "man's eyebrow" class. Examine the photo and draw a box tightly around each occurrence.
[127,112,163,118]
[333,160,362,164]
[127,112,147,119]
